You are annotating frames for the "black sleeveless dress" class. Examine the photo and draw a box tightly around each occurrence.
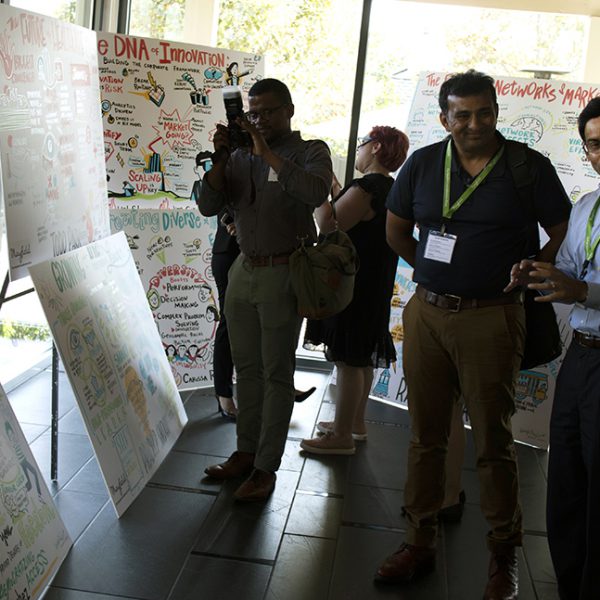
[304,173,397,368]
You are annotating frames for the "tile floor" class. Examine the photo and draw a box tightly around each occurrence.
[7,364,559,600]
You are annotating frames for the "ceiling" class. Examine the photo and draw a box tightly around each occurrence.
[402,0,600,17]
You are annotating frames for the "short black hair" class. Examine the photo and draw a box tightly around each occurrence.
[578,97,600,140]
[248,78,292,105]
[439,69,497,114]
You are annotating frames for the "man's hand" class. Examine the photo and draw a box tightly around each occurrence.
[237,116,270,157]
[212,124,232,164]
[504,259,536,292]
[237,116,285,173]
[525,261,588,305]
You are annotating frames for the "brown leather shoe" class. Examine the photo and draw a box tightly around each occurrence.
[204,451,255,480]
[233,469,276,502]
[483,548,518,600]
[374,543,436,583]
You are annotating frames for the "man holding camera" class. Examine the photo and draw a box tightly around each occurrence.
[197,78,332,501]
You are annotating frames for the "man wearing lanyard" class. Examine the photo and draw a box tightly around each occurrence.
[506,97,600,600]
[380,70,571,599]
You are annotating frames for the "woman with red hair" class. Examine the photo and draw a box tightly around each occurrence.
[301,125,409,455]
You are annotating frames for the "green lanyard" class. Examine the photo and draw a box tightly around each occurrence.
[580,194,600,279]
[442,140,505,231]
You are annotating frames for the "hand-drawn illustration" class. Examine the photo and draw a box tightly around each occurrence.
[0,5,110,281]
[28,232,188,516]
[110,209,218,390]
[97,33,264,208]
[0,384,71,600]
[225,61,252,87]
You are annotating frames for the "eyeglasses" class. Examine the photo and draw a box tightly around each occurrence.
[357,136,373,149]
[245,104,287,123]
[583,139,600,155]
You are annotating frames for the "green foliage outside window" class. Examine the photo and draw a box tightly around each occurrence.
[129,0,186,41]
[216,0,362,142]
[0,320,51,342]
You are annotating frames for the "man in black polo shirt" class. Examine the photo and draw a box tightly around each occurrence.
[378,70,571,599]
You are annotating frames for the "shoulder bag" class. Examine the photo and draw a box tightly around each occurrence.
[289,202,359,320]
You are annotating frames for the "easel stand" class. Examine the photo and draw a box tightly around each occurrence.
[0,271,60,481]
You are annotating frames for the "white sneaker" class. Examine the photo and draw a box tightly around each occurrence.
[300,432,355,455]
[316,421,368,441]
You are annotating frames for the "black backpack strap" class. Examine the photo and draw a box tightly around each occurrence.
[504,139,539,255]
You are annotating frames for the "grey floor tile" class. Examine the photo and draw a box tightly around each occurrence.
[64,457,109,499]
[519,465,548,533]
[52,487,213,600]
[8,369,76,426]
[298,452,350,495]
[347,422,409,490]
[43,589,139,599]
[280,437,308,472]
[288,371,331,440]
[320,382,336,403]
[10,363,557,600]
[19,421,48,444]
[266,534,336,600]
[168,554,271,600]
[53,488,109,542]
[515,445,549,534]
[30,431,94,493]
[285,493,343,538]
[444,507,491,599]
[173,395,237,457]
[315,401,335,429]
[288,397,325,441]
[342,483,405,531]
[366,398,411,426]
[523,533,556,583]
[331,526,447,600]
[150,449,223,493]
[193,469,300,562]
[58,406,87,435]
[537,448,549,479]
[445,512,537,600]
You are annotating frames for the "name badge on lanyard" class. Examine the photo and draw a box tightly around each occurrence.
[426,140,504,264]
[424,230,457,263]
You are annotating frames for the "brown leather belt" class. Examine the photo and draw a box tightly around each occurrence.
[573,330,600,349]
[415,284,521,313]
[243,253,290,267]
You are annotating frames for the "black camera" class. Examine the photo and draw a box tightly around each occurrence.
[222,86,252,150]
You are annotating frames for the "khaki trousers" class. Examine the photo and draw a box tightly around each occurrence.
[225,256,302,473]
[402,294,525,552]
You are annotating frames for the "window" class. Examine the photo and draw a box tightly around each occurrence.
[358,1,589,139]
[8,0,92,27]
[128,0,363,182]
